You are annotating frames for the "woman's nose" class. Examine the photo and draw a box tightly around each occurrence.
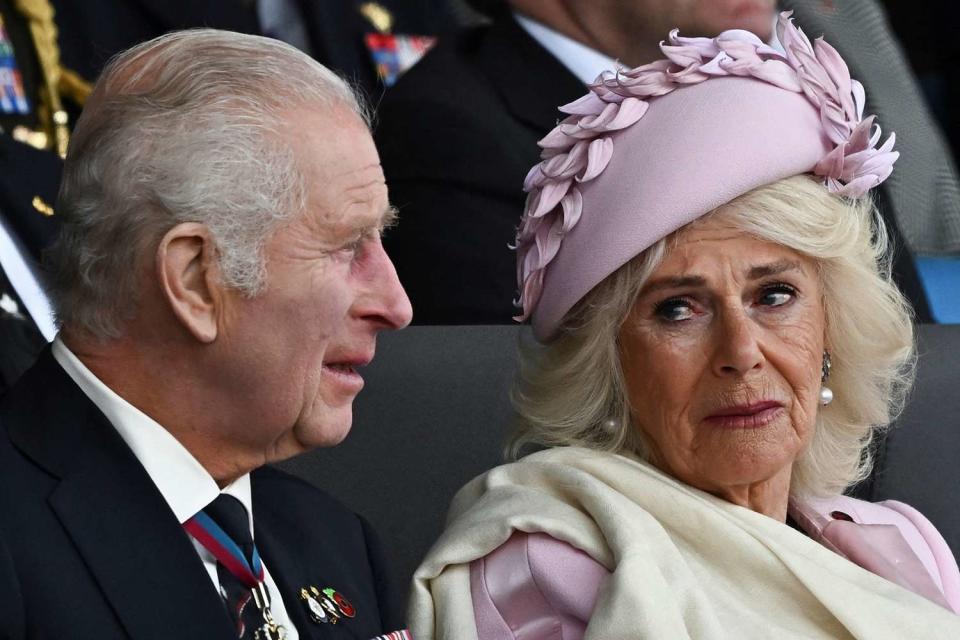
[710,305,764,377]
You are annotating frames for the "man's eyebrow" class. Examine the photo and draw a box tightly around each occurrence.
[379,205,399,230]
[747,259,804,280]
[338,205,398,240]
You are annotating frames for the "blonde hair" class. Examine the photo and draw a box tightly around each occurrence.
[510,175,916,497]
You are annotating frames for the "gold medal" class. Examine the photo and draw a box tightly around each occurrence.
[250,583,286,639]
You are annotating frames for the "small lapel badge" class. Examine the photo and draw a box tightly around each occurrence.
[32,196,55,217]
[300,585,356,625]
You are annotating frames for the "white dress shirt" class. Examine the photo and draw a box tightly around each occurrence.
[513,13,618,85]
[52,338,300,639]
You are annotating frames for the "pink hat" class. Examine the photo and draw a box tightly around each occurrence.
[515,12,898,343]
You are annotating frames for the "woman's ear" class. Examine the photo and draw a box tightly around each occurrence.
[155,223,222,343]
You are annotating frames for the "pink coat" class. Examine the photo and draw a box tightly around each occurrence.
[470,496,960,639]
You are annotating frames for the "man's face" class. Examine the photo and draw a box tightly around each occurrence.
[214,106,412,464]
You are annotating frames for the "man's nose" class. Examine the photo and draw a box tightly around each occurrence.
[359,239,413,330]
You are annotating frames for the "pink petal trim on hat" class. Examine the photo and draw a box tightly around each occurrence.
[513,11,898,322]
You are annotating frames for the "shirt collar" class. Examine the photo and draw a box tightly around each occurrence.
[513,12,618,86]
[51,337,253,526]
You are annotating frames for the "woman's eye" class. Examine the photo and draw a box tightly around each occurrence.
[654,298,695,322]
[758,284,796,307]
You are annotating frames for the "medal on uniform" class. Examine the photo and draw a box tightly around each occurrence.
[300,584,356,625]
[322,587,355,618]
[359,2,436,87]
[300,587,331,624]
[250,582,286,640]
[0,14,30,116]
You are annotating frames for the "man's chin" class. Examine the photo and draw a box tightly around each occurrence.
[294,408,355,452]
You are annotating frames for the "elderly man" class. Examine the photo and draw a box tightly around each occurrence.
[0,29,412,640]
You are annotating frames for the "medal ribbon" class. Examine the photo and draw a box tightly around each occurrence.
[183,511,265,588]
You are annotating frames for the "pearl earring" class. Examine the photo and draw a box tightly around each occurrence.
[601,418,617,432]
[820,350,833,406]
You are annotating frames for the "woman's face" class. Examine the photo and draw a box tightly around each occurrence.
[619,215,826,501]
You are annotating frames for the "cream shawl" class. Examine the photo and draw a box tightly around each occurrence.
[409,447,960,639]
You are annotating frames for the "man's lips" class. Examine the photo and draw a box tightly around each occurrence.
[703,401,784,428]
[321,353,373,391]
[323,355,372,370]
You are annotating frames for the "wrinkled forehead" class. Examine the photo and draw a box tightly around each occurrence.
[282,107,388,235]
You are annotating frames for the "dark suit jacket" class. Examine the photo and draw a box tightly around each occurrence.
[376,10,933,324]
[0,348,400,639]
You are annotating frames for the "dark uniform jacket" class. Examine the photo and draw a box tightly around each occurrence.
[49,0,460,101]
[0,136,62,395]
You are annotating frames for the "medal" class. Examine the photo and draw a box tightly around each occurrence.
[251,583,286,639]
[300,584,356,625]
[322,588,355,618]
[300,587,331,624]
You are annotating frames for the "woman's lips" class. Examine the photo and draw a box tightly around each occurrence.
[703,401,784,429]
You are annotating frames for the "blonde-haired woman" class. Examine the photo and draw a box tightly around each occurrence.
[410,13,960,639]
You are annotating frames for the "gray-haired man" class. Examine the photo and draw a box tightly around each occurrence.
[0,29,412,640]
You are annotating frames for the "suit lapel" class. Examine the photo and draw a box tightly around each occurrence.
[476,12,588,135]
[7,350,234,640]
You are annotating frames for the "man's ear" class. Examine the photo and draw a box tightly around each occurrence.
[156,223,223,343]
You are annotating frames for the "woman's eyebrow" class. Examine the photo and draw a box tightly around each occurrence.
[747,259,804,280]
[640,275,707,296]
[640,259,805,296]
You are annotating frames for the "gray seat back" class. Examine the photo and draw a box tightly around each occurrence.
[855,324,960,554]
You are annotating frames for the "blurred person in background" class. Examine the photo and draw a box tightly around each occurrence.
[0,136,61,395]
[878,0,959,164]
[0,0,82,394]
[377,0,958,325]
[48,0,463,99]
